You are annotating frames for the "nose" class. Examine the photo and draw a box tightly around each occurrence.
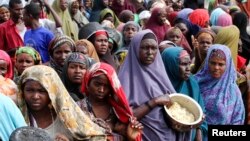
[32,93,40,100]
[98,86,105,93]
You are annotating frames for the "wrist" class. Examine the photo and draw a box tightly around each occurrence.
[145,101,153,110]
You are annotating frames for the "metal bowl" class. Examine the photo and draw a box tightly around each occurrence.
[164,93,203,132]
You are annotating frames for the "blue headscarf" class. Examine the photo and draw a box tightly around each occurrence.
[162,47,208,141]
[194,44,245,125]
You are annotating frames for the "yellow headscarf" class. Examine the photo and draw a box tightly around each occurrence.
[17,65,106,140]
[214,25,239,69]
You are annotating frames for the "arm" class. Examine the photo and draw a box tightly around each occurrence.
[42,0,62,28]
[133,94,172,120]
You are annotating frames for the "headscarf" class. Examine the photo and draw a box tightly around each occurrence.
[15,47,42,65]
[111,0,136,17]
[214,25,239,69]
[0,50,13,79]
[17,65,106,140]
[177,8,193,19]
[61,53,89,102]
[189,9,209,28]
[99,8,121,28]
[0,94,27,141]
[165,27,192,55]
[48,35,76,75]
[210,8,232,26]
[144,7,170,43]
[75,39,100,62]
[118,30,191,141]
[161,47,208,141]
[68,0,89,28]
[194,44,245,125]
[0,75,18,102]
[51,0,78,41]
[167,11,178,26]
[210,8,225,26]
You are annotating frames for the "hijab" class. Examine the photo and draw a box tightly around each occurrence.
[0,50,13,79]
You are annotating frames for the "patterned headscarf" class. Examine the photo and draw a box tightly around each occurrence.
[75,39,100,62]
[0,50,13,79]
[18,65,106,140]
[194,44,245,125]
[15,47,42,65]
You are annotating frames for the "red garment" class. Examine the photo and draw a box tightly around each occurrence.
[145,7,170,43]
[0,50,13,79]
[189,9,209,28]
[167,11,178,26]
[82,62,133,123]
[111,0,136,16]
[0,19,24,52]
[237,55,246,71]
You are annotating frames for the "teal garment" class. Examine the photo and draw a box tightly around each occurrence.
[0,94,27,141]
[161,47,208,141]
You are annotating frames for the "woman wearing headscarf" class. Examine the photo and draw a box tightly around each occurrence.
[194,44,245,125]
[75,39,100,63]
[68,0,89,29]
[118,9,134,23]
[233,12,250,65]
[210,8,232,27]
[99,8,121,28]
[162,46,207,141]
[176,8,193,20]
[144,7,170,43]
[118,29,191,141]
[14,47,41,84]
[79,62,142,141]
[111,0,136,18]
[0,50,13,79]
[17,65,107,140]
[61,53,90,102]
[50,0,78,41]
[47,35,76,76]
[191,28,216,74]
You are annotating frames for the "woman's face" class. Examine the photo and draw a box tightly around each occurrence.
[167,31,181,45]
[15,53,35,75]
[71,2,79,15]
[208,56,226,79]
[76,45,88,56]
[123,24,138,42]
[52,43,72,66]
[175,23,188,35]
[88,74,111,101]
[84,0,92,8]
[179,54,191,80]
[23,80,50,112]
[197,34,213,60]
[0,7,10,22]
[139,38,158,66]
[104,15,114,24]
[157,9,167,25]
[94,34,109,55]
[117,0,125,6]
[67,62,87,84]
[0,59,7,77]
[60,0,68,11]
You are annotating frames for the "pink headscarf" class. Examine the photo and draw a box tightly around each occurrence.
[0,50,13,79]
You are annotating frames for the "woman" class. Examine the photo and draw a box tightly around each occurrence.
[144,7,170,43]
[69,0,89,29]
[79,62,142,140]
[99,8,121,28]
[162,47,208,141]
[17,65,107,140]
[0,4,10,24]
[14,47,41,83]
[0,50,13,79]
[51,0,78,40]
[194,44,245,125]
[165,27,192,55]
[0,94,27,141]
[118,29,191,141]
[61,52,90,102]
[75,39,100,63]
[191,28,216,74]
[47,35,76,76]
[189,9,210,28]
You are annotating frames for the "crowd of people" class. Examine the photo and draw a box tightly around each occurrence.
[0,0,250,141]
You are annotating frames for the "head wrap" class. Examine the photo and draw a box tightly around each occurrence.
[0,50,13,79]
[15,47,41,65]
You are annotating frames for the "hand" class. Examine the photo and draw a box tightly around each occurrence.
[154,94,172,108]
[191,35,198,49]
[127,117,143,141]
[54,133,69,141]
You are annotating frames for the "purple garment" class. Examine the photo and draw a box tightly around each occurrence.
[118,29,191,141]
[194,44,245,125]
[177,8,193,20]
